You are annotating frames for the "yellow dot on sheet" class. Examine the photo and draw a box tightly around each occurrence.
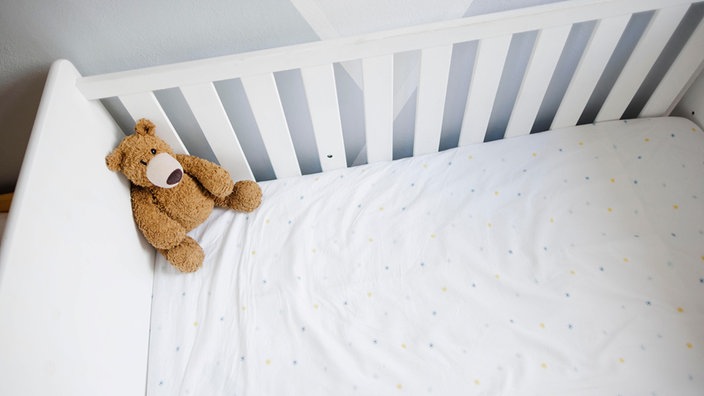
[193,321,199,327]
[241,306,247,311]
[610,178,615,183]
[644,138,651,142]
[468,155,474,160]
[608,207,613,213]
[368,237,374,243]
[618,358,625,364]
[541,362,548,369]
[494,191,500,196]
[313,304,319,310]
[396,383,403,390]
[311,248,317,254]
[251,250,257,255]
[495,274,501,280]
[431,233,437,239]
[266,359,271,365]
[379,206,384,211]
[540,323,545,329]
[487,222,493,228]
[579,141,584,146]
[677,307,684,313]
[367,292,373,298]
[441,287,448,292]
[673,204,679,210]
[532,152,537,157]
[474,379,481,385]
[401,343,407,349]
[550,217,555,223]
[265,218,270,224]
[570,270,576,275]
[687,342,694,349]
[623,257,630,263]
[423,163,428,169]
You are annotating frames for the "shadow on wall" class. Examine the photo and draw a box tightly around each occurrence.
[0,69,48,194]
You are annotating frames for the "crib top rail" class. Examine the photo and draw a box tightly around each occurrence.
[76,0,704,182]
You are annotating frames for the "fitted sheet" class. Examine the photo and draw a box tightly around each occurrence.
[147,117,704,395]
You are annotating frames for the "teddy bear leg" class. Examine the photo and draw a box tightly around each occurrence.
[159,236,205,272]
[215,180,262,213]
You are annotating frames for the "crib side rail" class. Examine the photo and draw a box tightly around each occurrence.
[77,0,704,181]
[0,60,154,396]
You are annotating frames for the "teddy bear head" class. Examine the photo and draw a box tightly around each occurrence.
[106,119,184,189]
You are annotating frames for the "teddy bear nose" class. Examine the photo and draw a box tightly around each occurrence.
[146,153,184,189]
[167,169,183,185]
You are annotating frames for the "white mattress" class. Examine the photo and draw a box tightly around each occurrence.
[147,117,704,395]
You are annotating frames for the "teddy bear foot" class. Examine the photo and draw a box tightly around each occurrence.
[217,180,262,213]
[160,236,205,272]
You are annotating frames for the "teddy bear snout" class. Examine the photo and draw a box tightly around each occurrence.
[146,153,184,189]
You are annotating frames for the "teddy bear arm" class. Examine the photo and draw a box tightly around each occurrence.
[175,154,235,198]
[131,187,187,249]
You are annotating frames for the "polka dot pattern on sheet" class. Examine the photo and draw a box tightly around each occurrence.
[147,118,704,395]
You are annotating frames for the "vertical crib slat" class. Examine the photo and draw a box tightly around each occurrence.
[551,14,631,129]
[300,64,347,172]
[179,83,255,181]
[362,54,394,163]
[640,18,704,117]
[505,25,571,138]
[240,73,301,179]
[459,35,512,146]
[596,4,690,122]
[413,45,453,156]
[119,91,189,154]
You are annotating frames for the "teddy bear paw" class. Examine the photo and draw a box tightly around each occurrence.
[228,180,262,212]
[161,236,205,272]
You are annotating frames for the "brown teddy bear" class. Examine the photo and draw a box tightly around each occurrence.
[106,118,262,272]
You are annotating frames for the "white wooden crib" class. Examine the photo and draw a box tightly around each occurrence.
[1,0,703,394]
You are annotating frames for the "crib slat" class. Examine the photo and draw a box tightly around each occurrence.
[300,64,347,172]
[551,14,631,129]
[596,4,690,122]
[505,25,571,138]
[413,45,453,156]
[459,34,512,146]
[119,91,189,154]
[640,17,704,117]
[362,54,394,163]
[179,83,255,181]
[240,73,301,179]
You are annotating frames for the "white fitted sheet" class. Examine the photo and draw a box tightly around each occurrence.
[147,117,704,395]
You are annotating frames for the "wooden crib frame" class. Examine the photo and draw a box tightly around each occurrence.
[1,0,703,394]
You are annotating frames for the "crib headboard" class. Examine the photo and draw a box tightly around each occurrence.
[77,0,704,182]
[0,0,702,395]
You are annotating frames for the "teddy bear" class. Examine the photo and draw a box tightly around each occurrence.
[106,118,262,272]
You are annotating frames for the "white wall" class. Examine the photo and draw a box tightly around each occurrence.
[0,0,566,192]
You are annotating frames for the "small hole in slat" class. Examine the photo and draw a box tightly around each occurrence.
[327,154,333,158]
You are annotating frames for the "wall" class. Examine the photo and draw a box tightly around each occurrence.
[0,0,568,192]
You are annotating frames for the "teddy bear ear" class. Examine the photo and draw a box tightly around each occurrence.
[105,148,123,171]
[134,118,156,136]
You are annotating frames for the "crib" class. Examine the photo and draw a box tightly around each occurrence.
[1,0,703,394]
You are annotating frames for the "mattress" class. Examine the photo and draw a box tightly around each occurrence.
[147,117,704,395]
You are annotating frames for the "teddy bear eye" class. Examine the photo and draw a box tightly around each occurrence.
[151,148,157,155]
